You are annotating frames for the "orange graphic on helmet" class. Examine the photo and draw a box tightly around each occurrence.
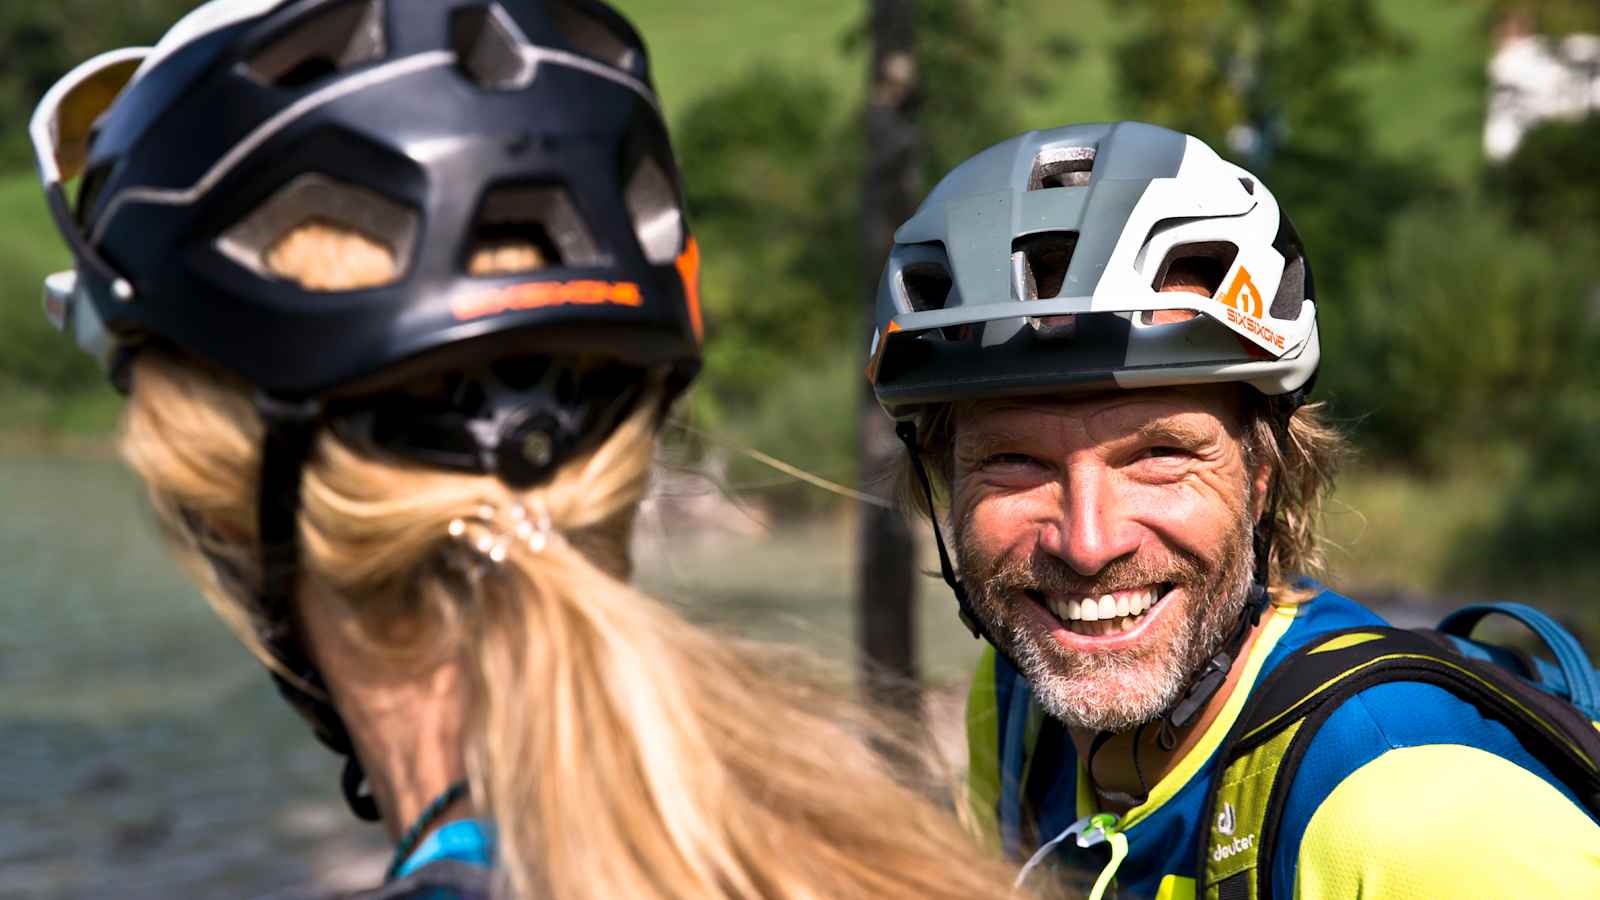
[676,236,703,343]
[1220,265,1263,319]
[452,279,643,321]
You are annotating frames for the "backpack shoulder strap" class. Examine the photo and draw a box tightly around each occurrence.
[1437,602,1600,719]
[1196,625,1600,900]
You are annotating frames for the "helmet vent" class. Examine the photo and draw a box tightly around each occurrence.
[243,0,386,89]
[551,1,639,72]
[1014,232,1078,299]
[217,173,417,291]
[1029,147,1096,191]
[1151,241,1238,295]
[1270,252,1305,320]
[624,155,684,265]
[901,262,953,312]
[466,185,606,275]
[450,4,536,90]
[1238,176,1256,195]
[1145,241,1238,324]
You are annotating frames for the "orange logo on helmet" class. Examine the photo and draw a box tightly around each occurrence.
[676,237,703,343]
[451,279,643,321]
[865,321,902,384]
[1220,265,1264,319]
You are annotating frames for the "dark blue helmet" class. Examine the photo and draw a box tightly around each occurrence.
[33,0,701,819]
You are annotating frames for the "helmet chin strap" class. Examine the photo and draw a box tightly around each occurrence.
[895,420,994,645]
[254,393,382,823]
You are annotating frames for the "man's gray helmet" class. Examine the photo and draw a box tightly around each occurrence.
[867,121,1318,419]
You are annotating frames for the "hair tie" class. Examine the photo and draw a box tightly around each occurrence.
[447,499,557,565]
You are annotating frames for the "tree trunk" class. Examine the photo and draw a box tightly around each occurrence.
[857,0,923,728]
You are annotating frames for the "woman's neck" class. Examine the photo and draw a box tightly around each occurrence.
[296,592,471,842]
[338,663,471,842]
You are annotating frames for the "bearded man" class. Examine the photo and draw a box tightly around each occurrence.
[867,121,1600,898]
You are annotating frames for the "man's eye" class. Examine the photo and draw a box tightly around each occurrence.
[1139,446,1190,460]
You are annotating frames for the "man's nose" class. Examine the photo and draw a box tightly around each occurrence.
[1038,467,1141,577]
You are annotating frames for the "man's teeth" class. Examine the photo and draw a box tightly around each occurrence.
[1046,588,1160,634]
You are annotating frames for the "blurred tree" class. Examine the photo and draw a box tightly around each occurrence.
[1108,0,1406,167]
[675,66,859,419]
[1451,386,1600,593]
[1342,194,1594,463]
[858,0,924,727]
[1459,111,1600,584]
[1492,0,1600,35]
[1494,114,1600,246]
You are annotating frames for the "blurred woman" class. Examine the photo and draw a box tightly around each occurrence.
[31,1,1033,897]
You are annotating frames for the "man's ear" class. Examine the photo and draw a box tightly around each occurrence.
[1250,459,1273,524]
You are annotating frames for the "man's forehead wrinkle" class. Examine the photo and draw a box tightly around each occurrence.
[1124,415,1223,448]
[957,386,1241,455]
[1080,396,1212,443]
[954,426,1030,458]
[959,406,1086,451]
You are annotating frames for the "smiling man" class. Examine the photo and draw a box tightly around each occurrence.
[867,122,1600,898]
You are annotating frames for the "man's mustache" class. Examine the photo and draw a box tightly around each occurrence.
[978,548,1206,600]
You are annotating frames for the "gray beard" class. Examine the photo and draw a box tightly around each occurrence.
[958,512,1256,733]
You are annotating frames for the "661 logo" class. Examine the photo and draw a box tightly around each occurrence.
[1219,266,1286,351]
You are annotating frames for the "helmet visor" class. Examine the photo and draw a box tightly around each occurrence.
[31,47,147,186]
[30,47,147,327]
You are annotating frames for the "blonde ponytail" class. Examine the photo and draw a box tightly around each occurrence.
[114,223,1032,899]
[119,351,1029,899]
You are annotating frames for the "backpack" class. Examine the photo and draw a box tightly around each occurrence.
[1197,602,1600,900]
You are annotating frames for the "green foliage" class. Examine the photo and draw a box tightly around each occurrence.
[1450,388,1600,585]
[674,65,859,423]
[1493,0,1600,34]
[623,0,865,127]
[1107,0,1406,157]
[1494,115,1600,243]
[0,170,99,393]
[1344,0,1489,187]
[1335,195,1595,462]
[0,0,195,166]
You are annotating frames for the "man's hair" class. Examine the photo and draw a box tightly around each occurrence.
[895,394,1348,602]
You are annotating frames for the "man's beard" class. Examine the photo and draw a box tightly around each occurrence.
[958,512,1256,733]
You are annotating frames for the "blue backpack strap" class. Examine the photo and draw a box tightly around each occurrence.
[1437,602,1600,719]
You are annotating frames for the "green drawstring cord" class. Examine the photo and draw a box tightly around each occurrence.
[1088,821,1129,900]
[1012,812,1127,900]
